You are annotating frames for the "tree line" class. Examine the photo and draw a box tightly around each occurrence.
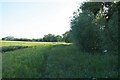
[2,31,71,43]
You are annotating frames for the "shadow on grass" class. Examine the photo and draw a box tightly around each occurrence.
[1,46,29,53]
[41,44,118,78]
[52,43,71,47]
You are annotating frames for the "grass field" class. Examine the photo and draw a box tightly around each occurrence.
[1,41,118,78]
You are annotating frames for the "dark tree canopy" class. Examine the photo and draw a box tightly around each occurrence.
[62,31,72,43]
[70,1,119,54]
[43,34,63,42]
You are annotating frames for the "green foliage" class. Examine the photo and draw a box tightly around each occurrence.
[43,34,57,42]
[62,31,72,43]
[2,36,14,41]
[45,45,118,78]
[102,11,118,53]
[70,2,118,54]
[43,34,63,42]
[2,45,51,78]
[2,37,32,41]
[80,2,103,15]
[1,1,119,78]
[55,35,63,42]
[2,41,61,78]
[2,34,63,42]
[2,41,118,78]
[71,12,101,53]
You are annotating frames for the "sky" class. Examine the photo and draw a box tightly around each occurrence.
[0,0,86,39]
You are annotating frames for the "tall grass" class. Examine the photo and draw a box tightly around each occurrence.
[2,45,52,78]
[2,41,118,78]
[43,44,118,78]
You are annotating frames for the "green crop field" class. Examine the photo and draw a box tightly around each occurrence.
[1,41,118,78]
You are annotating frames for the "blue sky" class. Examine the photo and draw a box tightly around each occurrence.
[0,0,85,39]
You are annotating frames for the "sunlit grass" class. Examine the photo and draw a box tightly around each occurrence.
[1,41,66,53]
[1,41,65,47]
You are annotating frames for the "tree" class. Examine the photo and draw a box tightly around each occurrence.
[2,36,14,41]
[71,11,101,52]
[56,35,62,42]
[70,1,119,53]
[62,31,72,43]
[43,34,57,42]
